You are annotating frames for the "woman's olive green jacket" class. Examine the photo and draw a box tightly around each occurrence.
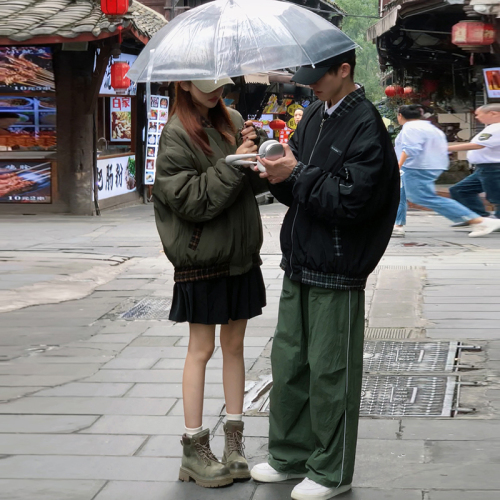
[153,107,267,282]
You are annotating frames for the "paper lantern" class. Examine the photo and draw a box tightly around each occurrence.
[111,61,131,91]
[394,85,404,97]
[403,86,413,96]
[385,85,396,98]
[452,21,496,48]
[269,119,286,130]
[101,0,129,16]
[422,79,439,95]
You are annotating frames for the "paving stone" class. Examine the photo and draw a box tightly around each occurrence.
[9,356,115,364]
[0,415,98,433]
[402,419,500,441]
[96,279,150,291]
[129,337,180,347]
[426,329,500,340]
[0,455,179,481]
[0,363,102,376]
[0,479,105,500]
[125,383,224,399]
[0,397,175,416]
[33,383,133,397]
[86,333,141,343]
[429,491,500,500]
[143,324,189,337]
[0,433,146,456]
[80,415,220,435]
[0,375,94,387]
[0,386,44,401]
[94,480,256,500]
[83,369,216,384]
[98,323,150,335]
[118,346,188,358]
[425,440,500,464]
[102,358,159,369]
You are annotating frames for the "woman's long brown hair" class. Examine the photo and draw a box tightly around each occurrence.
[171,82,236,156]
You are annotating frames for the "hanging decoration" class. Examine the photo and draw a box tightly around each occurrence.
[452,21,496,49]
[111,61,131,92]
[384,85,396,98]
[101,0,129,16]
[269,119,286,130]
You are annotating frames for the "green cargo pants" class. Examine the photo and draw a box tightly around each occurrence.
[268,276,365,488]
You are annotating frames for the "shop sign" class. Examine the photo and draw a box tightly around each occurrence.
[483,68,500,99]
[144,95,169,185]
[110,96,132,142]
[96,155,136,200]
[100,53,138,96]
[279,127,292,144]
[0,96,56,150]
[0,161,51,203]
[0,46,55,93]
[250,114,273,139]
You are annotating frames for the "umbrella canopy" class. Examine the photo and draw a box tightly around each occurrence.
[128,0,357,83]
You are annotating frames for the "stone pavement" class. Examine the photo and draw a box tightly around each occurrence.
[0,204,500,500]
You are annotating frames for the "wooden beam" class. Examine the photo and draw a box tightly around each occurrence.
[85,44,112,115]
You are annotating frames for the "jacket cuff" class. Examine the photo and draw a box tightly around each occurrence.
[286,162,305,183]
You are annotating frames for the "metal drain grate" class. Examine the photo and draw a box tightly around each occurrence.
[360,375,456,417]
[364,328,420,339]
[120,298,172,320]
[363,341,458,373]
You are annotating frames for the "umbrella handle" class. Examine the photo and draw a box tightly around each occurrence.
[226,154,266,172]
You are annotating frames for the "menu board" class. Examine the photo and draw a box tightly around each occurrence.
[0,46,55,93]
[96,155,136,201]
[110,97,132,142]
[0,161,51,203]
[0,96,56,150]
[483,68,500,99]
[144,95,169,186]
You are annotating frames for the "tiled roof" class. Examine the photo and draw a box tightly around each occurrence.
[0,0,167,42]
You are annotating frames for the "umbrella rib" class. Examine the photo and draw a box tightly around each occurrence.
[240,8,268,75]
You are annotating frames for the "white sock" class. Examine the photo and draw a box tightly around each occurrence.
[184,425,203,437]
[226,413,243,422]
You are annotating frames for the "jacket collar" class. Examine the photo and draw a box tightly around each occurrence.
[325,85,366,121]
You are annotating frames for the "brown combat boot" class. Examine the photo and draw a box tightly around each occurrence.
[222,420,251,480]
[179,429,233,488]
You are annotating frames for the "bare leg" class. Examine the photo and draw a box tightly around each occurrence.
[220,319,247,415]
[183,323,216,428]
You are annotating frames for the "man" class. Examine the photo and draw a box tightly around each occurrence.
[391,105,500,238]
[250,49,400,499]
[448,104,500,228]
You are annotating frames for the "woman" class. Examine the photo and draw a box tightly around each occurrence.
[153,78,267,488]
[393,104,493,238]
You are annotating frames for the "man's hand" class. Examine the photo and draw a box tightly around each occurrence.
[258,144,298,184]
[241,121,258,143]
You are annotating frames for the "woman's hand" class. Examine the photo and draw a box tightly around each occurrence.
[241,121,258,142]
[236,139,258,156]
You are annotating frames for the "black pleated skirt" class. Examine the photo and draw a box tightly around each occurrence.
[169,266,267,324]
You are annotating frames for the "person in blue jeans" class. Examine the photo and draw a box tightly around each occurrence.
[448,104,500,226]
[393,105,500,238]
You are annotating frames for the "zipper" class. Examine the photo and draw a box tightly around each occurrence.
[290,115,326,279]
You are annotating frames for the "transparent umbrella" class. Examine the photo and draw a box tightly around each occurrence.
[128,0,357,83]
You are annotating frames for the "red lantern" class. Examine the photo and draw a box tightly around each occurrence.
[385,85,396,98]
[452,21,496,48]
[269,119,286,130]
[111,61,131,92]
[403,86,413,96]
[394,85,405,97]
[101,0,129,16]
[422,79,439,95]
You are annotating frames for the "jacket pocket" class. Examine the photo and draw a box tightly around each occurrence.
[188,223,204,251]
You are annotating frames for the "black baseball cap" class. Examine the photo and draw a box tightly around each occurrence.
[291,49,356,85]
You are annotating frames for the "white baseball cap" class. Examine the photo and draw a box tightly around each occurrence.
[191,77,234,94]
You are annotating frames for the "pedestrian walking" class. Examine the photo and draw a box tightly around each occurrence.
[250,49,400,499]
[448,104,500,229]
[153,79,268,488]
[392,105,500,238]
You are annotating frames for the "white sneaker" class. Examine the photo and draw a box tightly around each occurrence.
[250,462,306,483]
[392,226,405,237]
[291,478,352,499]
[468,218,500,238]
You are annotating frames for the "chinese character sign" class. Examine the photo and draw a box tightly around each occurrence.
[0,161,52,203]
[110,97,132,142]
[144,95,169,186]
[95,155,136,200]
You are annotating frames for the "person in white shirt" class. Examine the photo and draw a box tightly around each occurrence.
[449,104,500,233]
[393,104,500,238]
